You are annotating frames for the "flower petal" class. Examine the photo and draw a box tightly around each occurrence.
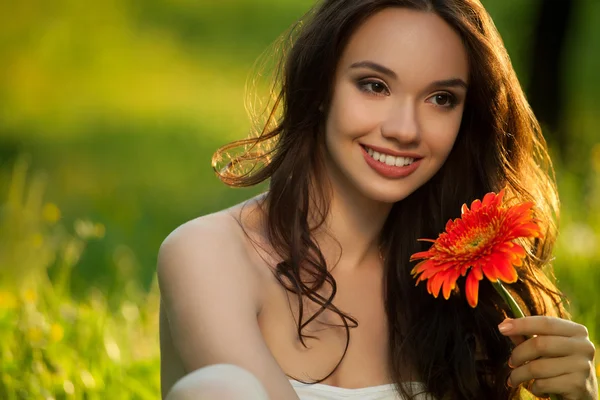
[470,199,482,212]
[442,269,461,299]
[492,256,518,283]
[481,262,499,282]
[481,192,497,207]
[465,270,481,308]
[410,250,434,262]
[411,260,432,275]
[461,203,469,215]
[428,272,445,298]
[508,223,543,239]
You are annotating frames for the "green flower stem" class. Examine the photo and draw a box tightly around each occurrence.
[492,281,525,319]
[492,281,559,400]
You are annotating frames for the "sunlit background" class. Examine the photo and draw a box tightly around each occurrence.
[1,0,599,397]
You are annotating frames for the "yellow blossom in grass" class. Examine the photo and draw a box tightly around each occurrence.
[23,288,37,304]
[63,380,75,395]
[27,326,44,344]
[80,370,96,389]
[32,360,45,375]
[95,223,106,238]
[31,233,44,248]
[3,375,13,389]
[74,219,105,239]
[50,323,64,342]
[42,203,61,224]
[0,291,18,309]
[104,336,121,363]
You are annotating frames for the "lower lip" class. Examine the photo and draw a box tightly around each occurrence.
[361,146,421,178]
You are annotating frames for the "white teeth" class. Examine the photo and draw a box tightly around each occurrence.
[364,146,415,167]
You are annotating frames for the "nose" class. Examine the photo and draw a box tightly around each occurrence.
[380,99,420,144]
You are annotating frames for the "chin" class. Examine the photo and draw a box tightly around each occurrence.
[359,183,421,204]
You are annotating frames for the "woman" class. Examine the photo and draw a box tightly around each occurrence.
[158,0,598,399]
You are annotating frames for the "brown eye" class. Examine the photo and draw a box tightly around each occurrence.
[428,92,457,108]
[368,82,387,93]
[358,80,390,96]
[435,94,450,105]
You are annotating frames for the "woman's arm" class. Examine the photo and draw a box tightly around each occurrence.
[157,215,300,400]
[159,298,186,396]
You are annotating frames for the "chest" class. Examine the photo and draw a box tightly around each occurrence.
[257,266,392,389]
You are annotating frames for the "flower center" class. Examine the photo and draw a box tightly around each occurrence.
[454,226,496,255]
[467,234,486,248]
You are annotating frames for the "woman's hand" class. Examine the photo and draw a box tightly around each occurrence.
[498,316,598,400]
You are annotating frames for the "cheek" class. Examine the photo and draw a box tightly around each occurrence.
[327,82,381,138]
[422,108,464,156]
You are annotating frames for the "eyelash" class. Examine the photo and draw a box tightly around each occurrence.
[427,92,458,110]
[357,79,390,96]
[356,79,459,110]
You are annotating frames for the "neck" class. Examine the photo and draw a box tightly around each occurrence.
[313,171,392,272]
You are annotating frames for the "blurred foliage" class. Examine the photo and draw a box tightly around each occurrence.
[0,0,599,397]
[0,159,159,398]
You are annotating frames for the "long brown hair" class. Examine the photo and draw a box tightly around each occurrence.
[212,0,567,398]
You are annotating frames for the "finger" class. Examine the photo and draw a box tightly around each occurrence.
[498,318,528,348]
[498,316,589,338]
[508,356,580,387]
[527,372,587,398]
[507,334,526,348]
[510,335,593,367]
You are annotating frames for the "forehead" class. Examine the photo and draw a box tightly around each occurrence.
[338,7,469,83]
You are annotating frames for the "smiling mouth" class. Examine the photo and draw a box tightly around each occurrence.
[362,145,416,167]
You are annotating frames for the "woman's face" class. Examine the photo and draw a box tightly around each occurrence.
[324,7,469,204]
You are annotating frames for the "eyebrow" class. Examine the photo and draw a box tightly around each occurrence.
[349,60,469,90]
[426,78,468,91]
[349,61,397,79]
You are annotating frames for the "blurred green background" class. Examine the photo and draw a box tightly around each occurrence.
[1,0,599,398]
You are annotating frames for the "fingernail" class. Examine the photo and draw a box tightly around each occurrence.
[506,375,514,388]
[507,357,515,368]
[498,320,513,333]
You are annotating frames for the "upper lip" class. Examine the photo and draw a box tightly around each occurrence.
[361,144,423,159]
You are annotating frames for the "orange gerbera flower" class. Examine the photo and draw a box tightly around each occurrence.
[410,189,542,308]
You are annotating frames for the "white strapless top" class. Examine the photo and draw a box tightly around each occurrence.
[289,379,434,400]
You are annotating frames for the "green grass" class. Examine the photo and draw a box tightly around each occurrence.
[0,158,160,398]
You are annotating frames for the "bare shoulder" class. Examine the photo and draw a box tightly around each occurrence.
[159,204,251,256]
[157,198,298,399]
[157,197,272,299]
